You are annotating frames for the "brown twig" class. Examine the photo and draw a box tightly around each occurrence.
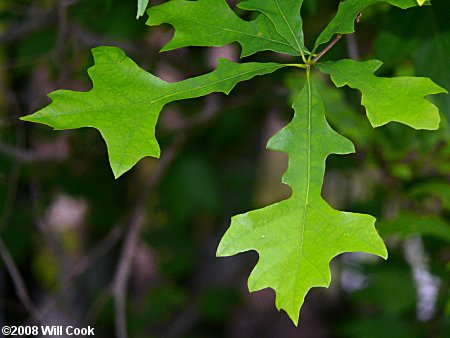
[0,237,42,323]
[0,10,56,45]
[312,11,363,64]
[71,226,124,277]
[112,138,182,338]
[312,34,343,64]
[0,142,67,163]
[111,95,221,338]
[0,1,78,45]
[20,221,124,326]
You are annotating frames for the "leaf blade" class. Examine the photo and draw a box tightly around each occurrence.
[21,46,288,178]
[137,0,150,19]
[217,79,387,325]
[238,0,308,56]
[317,59,447,129]
[146,0,298,57]
[314,0,420,50]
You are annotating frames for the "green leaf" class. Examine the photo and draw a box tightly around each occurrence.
[285,72,373,147]
[21,46,287,178]
[317,59,447,129]
[217,79,387,325]
[314,0,419,50]
[137,0,150,19]
[146,0,298,57]
[237,0,308,57]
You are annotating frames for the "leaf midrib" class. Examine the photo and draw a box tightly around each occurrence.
[163,10,294,50]
[299,72,312,264]
[274,0,303,54]
[31,65,285,120]
[319,63,378,92]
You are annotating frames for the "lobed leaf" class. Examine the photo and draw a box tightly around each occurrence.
[237,0,308,56]
[217,80,387,325]
[317,59,447,129]
[146,0,298,57]
[314,0,420,50]
[21,46,287,178]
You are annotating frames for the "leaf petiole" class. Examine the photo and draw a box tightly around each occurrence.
[285,63,307,69]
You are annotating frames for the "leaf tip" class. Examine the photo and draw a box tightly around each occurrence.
[281,306,300,326]
[111,161,134,180]
[91,46,126,64]
[112,167,126,180]
[215,247,225,258]
[216,238,230,258]
[285,314,300,327]
[159,45,173,53]
[376,245,389,261]
[20,113,41,124]
[19,115,31,122]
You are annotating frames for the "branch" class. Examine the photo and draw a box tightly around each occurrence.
[71,226,124,277]
[312,11,362,64]
[0,237,42,323]
[0,0,79,45]
[312,34,342,64]
[112,212,142,338]
[20,222,124,326]
[0,11,56,45]
[111,96,221,338]
[0,142,67,163]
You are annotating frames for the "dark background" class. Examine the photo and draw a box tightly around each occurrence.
[0,0,449,337]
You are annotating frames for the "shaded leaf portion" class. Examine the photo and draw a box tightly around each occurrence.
[146,0,298,57]
[408,181,450,211]
[317,59,447,129]
[237,0,308,56]
[416,31,450,123]
[378,213,450,242]
[21,46,287,178]
[314,0,419,50]
[217,80,387,325]
[137,0,150,19]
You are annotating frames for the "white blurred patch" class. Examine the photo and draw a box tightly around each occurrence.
[46,193,88,232]
[340,253,370,292]
[404,236,441,322]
